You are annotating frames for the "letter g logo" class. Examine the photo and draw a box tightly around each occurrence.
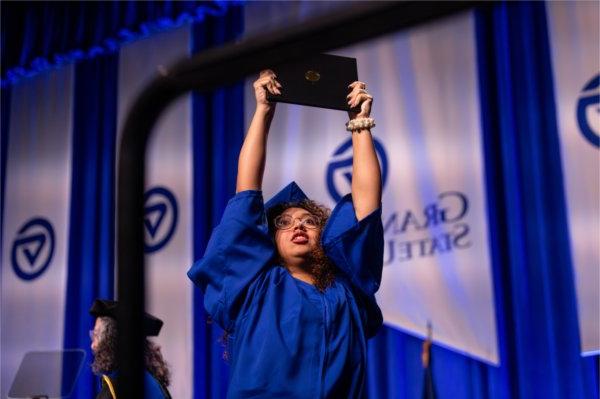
[144,186,178,253]
[326,137,388,202]
[11,217,55,281]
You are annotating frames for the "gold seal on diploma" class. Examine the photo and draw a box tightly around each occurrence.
[305,70,320,83]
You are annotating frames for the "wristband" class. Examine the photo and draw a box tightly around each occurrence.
[345,117,375,132]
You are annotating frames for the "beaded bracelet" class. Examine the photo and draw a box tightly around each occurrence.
[345,117,376,132]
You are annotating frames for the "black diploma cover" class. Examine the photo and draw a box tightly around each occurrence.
[267,53,359,112]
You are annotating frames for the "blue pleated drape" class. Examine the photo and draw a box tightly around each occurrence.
[474,3,598,398]
[364,3,599,399]
[1,1,234,87]
[191,6,245,399]
[63,53,118,399]
[51,2,242,398]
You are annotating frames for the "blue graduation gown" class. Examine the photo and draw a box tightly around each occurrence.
[188,188,384,398]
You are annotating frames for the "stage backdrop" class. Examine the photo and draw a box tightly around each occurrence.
[546,0,600,355]
[3,2,599,399]
[1,67,74,399]
[0,13,235,398]
[248,11,499,364]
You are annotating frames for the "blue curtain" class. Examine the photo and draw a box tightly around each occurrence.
[63,53,118,399]
[1,1,234,87]
[364,2,599,399]
[191,5,245,399]
[475,3,598,398]
[1,1,248,398]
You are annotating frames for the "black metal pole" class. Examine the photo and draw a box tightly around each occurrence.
[117,78,182,398]
[116,2,483,397]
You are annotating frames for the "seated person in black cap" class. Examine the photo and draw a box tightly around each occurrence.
[89,299,172,399]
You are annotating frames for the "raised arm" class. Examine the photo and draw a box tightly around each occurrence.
[236,70,281,193]
[347,81,382,220]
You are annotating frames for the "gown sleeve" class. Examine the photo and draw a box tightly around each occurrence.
[321,194,384,338]
[321,193,384,296]
[187,190,275,331]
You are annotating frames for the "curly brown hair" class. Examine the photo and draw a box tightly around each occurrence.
[267,199,336,292]
[91,316,171,387]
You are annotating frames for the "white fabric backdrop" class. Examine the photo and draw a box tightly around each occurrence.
[1,67,74,398]
[547,1,600,355]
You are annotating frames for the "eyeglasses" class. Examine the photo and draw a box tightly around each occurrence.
[274,214,320,230]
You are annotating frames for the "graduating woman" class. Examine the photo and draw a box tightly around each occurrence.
[188,70,384,398]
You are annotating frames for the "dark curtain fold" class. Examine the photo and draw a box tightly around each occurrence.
[1,1,233,87]
[474,2,597,398]
[366,2,599,399]
[191,5,245,399]
[63,53,118,398]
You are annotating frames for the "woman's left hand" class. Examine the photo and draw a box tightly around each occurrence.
[347,81,373,120]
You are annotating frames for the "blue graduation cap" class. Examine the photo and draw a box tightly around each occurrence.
[264,181,309,211]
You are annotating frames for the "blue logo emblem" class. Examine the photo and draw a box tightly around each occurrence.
[577,74,600,148]
[326,137,389,202]
[11,218,55,281]
[144,186,178,253]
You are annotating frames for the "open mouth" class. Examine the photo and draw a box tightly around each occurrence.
[291,232,309,244]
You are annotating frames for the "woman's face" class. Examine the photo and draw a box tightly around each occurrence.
[90,317,106,354]
[274,207,321,263]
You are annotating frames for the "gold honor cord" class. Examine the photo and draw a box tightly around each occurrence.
[102,375,117,399]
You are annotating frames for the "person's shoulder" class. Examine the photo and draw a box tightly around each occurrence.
[144,370,171,398]
[221,190,266,226]
[229,189,263,204]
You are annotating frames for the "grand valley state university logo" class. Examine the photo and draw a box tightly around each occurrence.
[144,186,178,253]
[326,137,389,202]
[326,136,473,265]
[11,217,55,280]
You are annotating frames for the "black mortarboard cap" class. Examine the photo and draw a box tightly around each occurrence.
[89,299,163,337]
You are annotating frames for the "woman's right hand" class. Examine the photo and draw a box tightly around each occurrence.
[253,70,281,114]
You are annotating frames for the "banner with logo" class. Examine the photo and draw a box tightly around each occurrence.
[117,27,194,397]
[251,12,498,363]
[1,67,74,398]
[546,1,600,355]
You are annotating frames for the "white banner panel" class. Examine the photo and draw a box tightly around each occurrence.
[1,67,74,398]
[117,27,193,397]
[248,12,498,363]
[546,1,600,355]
